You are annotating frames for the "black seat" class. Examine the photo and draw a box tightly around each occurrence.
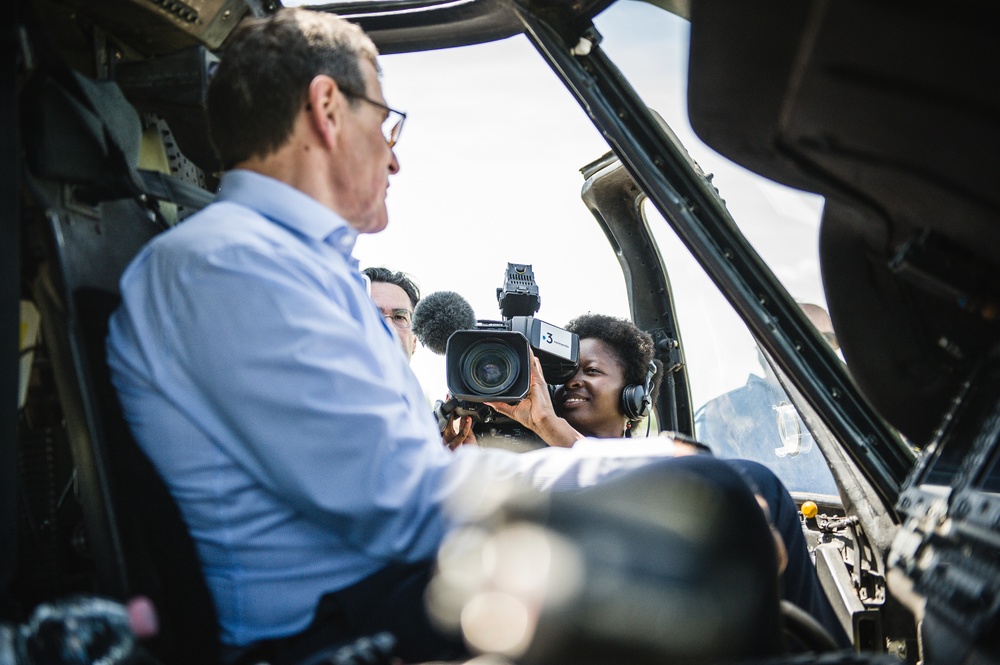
[21,58,220,664]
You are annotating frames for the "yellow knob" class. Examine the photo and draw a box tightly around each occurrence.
[800,500,818,519]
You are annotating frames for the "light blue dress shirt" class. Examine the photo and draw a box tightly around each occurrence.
[107,170,680,646]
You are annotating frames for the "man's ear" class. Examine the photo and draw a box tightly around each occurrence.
[306,74,341,147]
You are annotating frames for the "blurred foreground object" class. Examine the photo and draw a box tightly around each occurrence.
[0,596,156,665]
[428,456,784,665]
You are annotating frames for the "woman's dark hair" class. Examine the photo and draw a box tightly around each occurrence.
[565,313,664,406]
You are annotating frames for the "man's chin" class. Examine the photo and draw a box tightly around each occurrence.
[356,209,389,235]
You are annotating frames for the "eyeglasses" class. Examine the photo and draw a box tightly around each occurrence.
[341,89,406,149]
[382,309,413,330]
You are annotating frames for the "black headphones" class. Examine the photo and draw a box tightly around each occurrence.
[621,361,658,422]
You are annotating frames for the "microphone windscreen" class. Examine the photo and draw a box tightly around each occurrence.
[412,291,477,355]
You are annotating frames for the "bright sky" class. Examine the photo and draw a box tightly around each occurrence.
[308,1,828,407]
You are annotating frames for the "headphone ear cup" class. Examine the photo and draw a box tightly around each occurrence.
[621,362,657,421]
[621,383,647,421]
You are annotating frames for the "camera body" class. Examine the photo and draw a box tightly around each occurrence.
[441,264,579,447]
[445,263,579,402]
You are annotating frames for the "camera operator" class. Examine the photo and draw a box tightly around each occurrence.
[487,313,849,647]
[482,314,690,450]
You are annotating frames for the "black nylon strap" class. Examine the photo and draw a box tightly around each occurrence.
[139,169,215,212]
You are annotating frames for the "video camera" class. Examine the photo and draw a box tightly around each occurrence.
[438,263,579,445]
[446,263,579,401]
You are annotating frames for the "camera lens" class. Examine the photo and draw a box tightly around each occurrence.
[461,341,520,396]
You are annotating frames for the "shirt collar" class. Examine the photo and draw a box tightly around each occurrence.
[217,170,359,256]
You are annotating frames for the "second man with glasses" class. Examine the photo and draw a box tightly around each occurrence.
[363,266,419,361]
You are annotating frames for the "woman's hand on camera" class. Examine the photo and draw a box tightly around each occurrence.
[487,354,583,448]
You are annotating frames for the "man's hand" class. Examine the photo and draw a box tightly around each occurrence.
[443,413,476,450]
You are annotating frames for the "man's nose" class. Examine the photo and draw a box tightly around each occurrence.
[388,149,400,175]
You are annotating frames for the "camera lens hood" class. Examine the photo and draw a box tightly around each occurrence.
[446,330,531,402]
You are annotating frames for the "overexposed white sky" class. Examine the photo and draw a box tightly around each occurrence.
[333,1,827,406]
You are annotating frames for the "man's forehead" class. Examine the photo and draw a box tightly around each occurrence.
[370,282,412,309]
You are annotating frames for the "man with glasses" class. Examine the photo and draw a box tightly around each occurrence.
[363,266,419,361]
[107,8,792,665]
[107,8,433,661]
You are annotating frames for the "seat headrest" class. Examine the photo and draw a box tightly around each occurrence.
[22,69,142,201]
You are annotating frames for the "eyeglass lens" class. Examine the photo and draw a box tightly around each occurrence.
[384,114,404,148]
[384,310,412,329]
